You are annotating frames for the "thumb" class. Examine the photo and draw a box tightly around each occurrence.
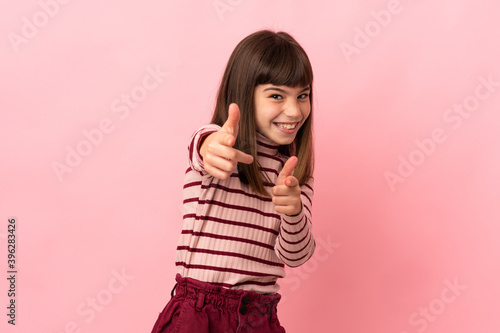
[221,103,240,139]
[276,156,298,186]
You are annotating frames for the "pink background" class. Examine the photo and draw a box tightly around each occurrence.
[1,1,499,332]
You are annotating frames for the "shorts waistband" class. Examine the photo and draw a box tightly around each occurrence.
[171,274,281,318]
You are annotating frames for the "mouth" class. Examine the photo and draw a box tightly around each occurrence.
[273,121,300,133]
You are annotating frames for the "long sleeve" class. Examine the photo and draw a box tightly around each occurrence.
[187,124,222,174]
[274,176,315,267]
[177,126,316,293]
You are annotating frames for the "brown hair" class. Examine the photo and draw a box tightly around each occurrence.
[210,29,314,197]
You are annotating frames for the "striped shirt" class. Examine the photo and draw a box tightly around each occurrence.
[175,124,315,294]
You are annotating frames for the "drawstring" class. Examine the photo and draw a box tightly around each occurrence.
[195,291,206,311]
[170,283,178,298]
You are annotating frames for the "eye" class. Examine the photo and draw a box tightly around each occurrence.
[270,94,283,100]
[298,93,309,99]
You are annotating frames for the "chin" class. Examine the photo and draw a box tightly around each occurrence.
[275,136,295,146]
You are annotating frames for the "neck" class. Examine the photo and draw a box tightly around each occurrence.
[256,131,280,156]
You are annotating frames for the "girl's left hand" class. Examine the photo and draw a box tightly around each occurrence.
[272,156,302,216]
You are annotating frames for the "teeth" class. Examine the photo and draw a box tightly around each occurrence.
[276,123,297,130]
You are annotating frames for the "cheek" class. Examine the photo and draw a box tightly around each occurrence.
[301,106,311,120]
[255,114,273,133]
[258,108,280,125]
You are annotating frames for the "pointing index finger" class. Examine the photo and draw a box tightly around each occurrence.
[233,149,254,165]
[285,176,299,187]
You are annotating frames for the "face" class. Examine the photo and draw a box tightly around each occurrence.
[253,84,311,145]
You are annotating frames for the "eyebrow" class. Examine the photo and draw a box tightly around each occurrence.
[263,86,311,94]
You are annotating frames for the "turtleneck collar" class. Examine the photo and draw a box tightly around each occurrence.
[256,131,280,156]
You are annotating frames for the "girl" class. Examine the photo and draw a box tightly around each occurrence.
[152,29,316,333]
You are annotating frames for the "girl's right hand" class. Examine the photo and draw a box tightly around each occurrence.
[199,103,254,180]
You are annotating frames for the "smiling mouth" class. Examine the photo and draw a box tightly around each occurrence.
[274,122,299,130]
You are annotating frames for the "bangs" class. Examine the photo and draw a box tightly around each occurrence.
[255,39,313,88]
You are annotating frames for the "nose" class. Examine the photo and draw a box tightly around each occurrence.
[283,100,302,119]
